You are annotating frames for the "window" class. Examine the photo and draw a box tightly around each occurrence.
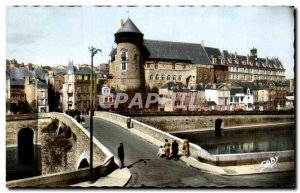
[121,49,128,71]
[167,75,171,80]
[173,75,176,81]
[161,74,165,80]
[155,63,158,69]
[172,63,176,69]
[147,63,151,68]
[84,75,88,80]
[134,54,138,61]
[121,61,127,70]
[183,64,186,69]
[150,75,154,80]
[224,74,227,80]
[178,75,182,81]
[156,74,160,80]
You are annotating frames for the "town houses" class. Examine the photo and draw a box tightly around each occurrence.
[5,18,293,114]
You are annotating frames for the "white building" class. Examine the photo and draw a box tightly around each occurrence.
[99,85,115,109]
[205,83,230,111]
[285,95,294,110]
[229,82,255,111]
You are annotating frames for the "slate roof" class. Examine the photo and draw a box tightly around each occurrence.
[53,68,66,76]
[66,61,75,74]
[230,82,244,95]
[110,48,117,61]
[236,82,256,92]
[115,18,143,35]
[222,50,231,58]
[160,81,187,90]
[204,47,222,58]
[75,67,91,75]
[11,79,25,86]
[9,67,29,80]
[143,39,211,64]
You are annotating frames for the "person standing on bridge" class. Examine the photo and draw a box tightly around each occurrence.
[171,140,179,161]
[127,117,131,128]
[118,143,125,169]
[164,139,171,158]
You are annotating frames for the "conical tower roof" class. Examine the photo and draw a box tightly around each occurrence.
[115,18,143,35]
[114,18,144,44]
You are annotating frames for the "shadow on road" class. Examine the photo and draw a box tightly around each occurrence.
[127,159,151,169]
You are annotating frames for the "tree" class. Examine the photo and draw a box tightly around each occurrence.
[30,100,37,112]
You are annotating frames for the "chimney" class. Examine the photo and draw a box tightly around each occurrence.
[201,40,204,47]
[213,83,216,90]
[246,54,249,64]
[290,79,294,93]
[120,19,124,28]
[266,57,269,65]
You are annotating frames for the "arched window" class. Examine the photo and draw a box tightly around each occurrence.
[161,74,165,80]
[150,75,154,80]
[178,75,182,81]
[173,75,176,81]
[167,75,171,80]
[156,74,160,80]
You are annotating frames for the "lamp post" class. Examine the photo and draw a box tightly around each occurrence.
[88,46,101,182]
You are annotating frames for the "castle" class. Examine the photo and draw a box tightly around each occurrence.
[108,18,285,92]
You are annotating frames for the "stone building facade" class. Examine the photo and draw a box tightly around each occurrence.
[108,18,286,92]
[62,61,96,111]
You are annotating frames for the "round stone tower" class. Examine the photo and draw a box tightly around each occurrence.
[111,18,144,91]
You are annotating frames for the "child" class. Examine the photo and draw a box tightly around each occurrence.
[157,146,165,157]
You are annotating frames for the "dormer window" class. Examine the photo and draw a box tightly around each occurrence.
[156,74,160,80]
[150,75,154,80]
[247,88,250,95]
[173,75,177,81]
[256,62,260,67]
[167,75,171,80]
[221,58,225,65]
[235,59,239,64]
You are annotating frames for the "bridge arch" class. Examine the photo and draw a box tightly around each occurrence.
[76,150,90,170]
[18,128,34,163]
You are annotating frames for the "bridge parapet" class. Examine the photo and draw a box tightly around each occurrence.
[94,111,294,167]
[48,112,114,173]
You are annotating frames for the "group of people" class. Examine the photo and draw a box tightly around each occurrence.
[157,139,189,160]
[65,109,86,126]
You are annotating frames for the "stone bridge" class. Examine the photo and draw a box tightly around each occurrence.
[6,113,113,183]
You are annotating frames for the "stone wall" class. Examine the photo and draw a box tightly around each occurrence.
[6,113,52,146]
[6,113,114,178]
[48,112,113,174]
[133,114,294,132]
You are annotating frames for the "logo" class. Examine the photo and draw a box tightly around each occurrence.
[260,155,279,172]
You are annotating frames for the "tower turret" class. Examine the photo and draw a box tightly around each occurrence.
[109,18,145,91]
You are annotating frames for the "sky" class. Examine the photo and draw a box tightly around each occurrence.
[6,6,294,78]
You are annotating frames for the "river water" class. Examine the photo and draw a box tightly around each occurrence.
[173,124,295,155]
